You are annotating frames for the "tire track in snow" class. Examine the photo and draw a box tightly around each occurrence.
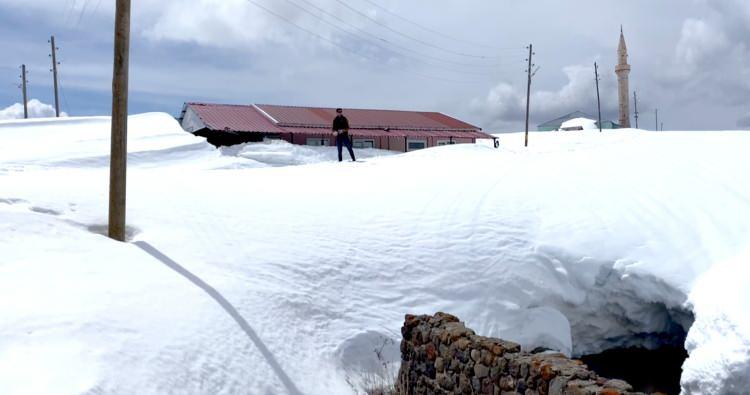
[134,241,303,395]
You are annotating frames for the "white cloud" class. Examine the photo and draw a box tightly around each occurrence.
[0,100,68,120]
[140,0,288,48]
[471,64,619,131]
[135,0,369,50]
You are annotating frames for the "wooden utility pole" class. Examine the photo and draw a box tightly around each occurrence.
[655,109,658,132]
[594,62,602,133]
[50,36,61,117]
[524,44,534,147]
[633,91,639,129]
[20,64,28,119]
[109,0,131,241]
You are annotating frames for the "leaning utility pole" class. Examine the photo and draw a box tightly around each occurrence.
[49,36,61,117]
[109,0,131,242]
[594,62,602,133]
[20,65,28,119]
[524,44,534,147]
[632,91,639,129]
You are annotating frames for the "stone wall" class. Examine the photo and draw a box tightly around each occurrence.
[396,313,646,395]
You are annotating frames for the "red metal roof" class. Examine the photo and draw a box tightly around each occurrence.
[256,104,480,131]
[184,102,493,139]
[186,103,284,133]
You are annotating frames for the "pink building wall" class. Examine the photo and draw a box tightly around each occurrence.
[281,133,475,153]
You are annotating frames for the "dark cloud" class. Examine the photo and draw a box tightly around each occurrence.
[1,0,748,130]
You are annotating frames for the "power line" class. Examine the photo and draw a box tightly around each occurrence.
[292,0,516,69]
[92,0,104,17]
[75,0,91,28]
[358,0,517,51]
[282,0,512,76]
[244,0,487,85]
[92,0,102,14]
[331,0,503,60]
[63,0,77,26]
[57,73,73,116]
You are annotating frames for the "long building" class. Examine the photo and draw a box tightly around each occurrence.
[179,102,495,152]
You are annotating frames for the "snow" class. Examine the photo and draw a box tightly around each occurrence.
[559,117,598,131]
[1,114,749,394]
[681,250,750,393]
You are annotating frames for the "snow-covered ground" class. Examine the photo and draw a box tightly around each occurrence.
[1,113,748,394]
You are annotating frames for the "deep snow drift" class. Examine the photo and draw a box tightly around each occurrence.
[1,113,748,394]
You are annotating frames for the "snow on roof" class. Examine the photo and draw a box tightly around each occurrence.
[560,117,599,130]
[538,111,594,128]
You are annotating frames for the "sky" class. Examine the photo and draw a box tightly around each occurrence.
[1,0,749,131]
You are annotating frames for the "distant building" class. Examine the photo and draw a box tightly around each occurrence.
[179,102,495,152]
[537,111,620,131]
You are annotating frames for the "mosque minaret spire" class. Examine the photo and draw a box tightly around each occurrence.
[616,26,631,128]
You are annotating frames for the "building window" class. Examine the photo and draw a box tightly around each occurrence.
[407,139,427,151]
[306,138,330,146]
[353,139,375,149]
[436,140,453,146]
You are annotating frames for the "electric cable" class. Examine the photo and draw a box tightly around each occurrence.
[293,0,520,68]
[244,0,488,84]
[331,0,503,59]
[358,0,519,51]
[282,0,512,76]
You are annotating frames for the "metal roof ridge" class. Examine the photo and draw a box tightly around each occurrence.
[257,103,452,115]
[186,102,257,108]
[189,102,454,118]
[277,123,478,132]
[252,104,280,124]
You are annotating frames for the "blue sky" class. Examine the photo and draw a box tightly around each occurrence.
[2,0,749,131]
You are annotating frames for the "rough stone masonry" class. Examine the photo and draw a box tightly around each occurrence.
[397,313,646,395]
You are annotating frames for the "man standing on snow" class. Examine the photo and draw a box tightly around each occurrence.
[332,108,356,162]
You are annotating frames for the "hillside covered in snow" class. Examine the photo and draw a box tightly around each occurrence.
[0,113,748,394]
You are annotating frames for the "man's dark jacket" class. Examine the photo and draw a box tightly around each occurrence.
[332,115,350,132]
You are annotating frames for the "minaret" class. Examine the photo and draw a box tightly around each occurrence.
[615,26,631,128]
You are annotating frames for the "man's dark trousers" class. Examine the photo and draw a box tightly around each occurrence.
[336,133,356,162]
